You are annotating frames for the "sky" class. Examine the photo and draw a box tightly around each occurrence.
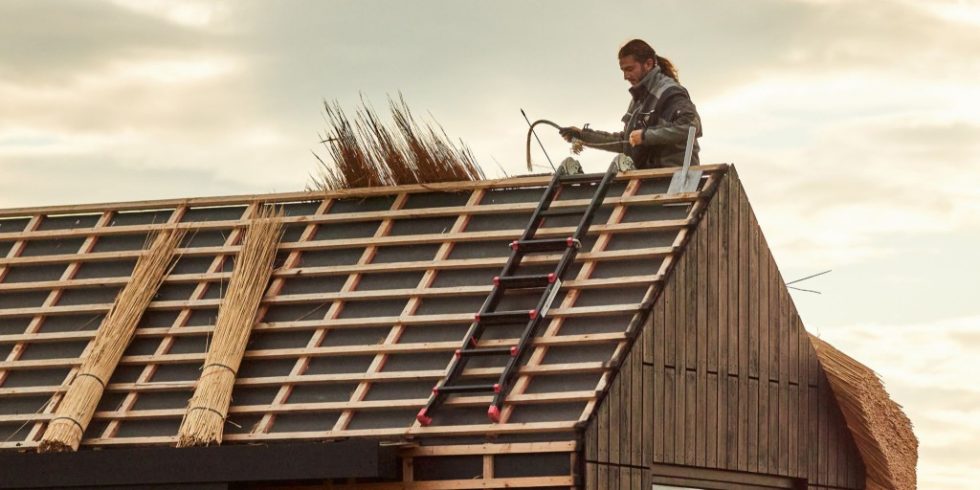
[1,0,978,486]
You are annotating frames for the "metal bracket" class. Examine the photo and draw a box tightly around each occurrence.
[667,125,702,195]
[556,157,583,176]
[612,154,635,173]
[540,278,563,318]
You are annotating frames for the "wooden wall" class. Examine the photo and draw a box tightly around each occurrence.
[584,168,866,490]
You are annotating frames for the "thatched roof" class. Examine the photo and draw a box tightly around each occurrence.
[810,334,918,489]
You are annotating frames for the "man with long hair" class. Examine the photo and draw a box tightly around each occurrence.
[561,39,702,169]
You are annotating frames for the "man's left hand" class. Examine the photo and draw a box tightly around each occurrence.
[629,130,643,147]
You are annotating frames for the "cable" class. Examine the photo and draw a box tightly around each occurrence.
[523,119,631,171]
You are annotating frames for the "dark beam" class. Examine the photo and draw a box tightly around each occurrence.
[0,441,397,488]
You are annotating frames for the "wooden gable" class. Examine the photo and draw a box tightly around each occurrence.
[584,167,867,490]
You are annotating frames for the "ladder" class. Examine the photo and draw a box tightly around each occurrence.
[416,161,619,426]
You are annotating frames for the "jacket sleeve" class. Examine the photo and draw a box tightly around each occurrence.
[577,128,625,154]
[641,95,702,147]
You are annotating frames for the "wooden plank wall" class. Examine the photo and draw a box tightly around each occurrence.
[584,168,865,490]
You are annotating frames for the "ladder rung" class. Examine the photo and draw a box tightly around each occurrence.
[434,383,501,394]
[558,172,605,184]
[539,205,590,217]
[510,237,580,253]
[493,273,556,289]
[456,346,517,358]
[475,309,538,325]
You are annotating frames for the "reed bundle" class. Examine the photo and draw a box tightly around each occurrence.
[38,229,184,452]
[176,207,283,447]
[809,334,918,490]
[311,94,484,191]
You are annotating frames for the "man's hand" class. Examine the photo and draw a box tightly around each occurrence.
[629,129,643,147]
[559,126,582,142]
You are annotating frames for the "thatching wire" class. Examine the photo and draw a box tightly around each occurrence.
[311,94,484,191]
[809,334,918,489]
[176,206,284,447]
[38,229,184,452]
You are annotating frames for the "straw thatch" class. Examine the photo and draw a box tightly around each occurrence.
[176,207,283,447]
[809,334,918,489]
[38,229,184,452]
[311,94,484,190]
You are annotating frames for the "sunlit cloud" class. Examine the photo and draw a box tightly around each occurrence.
[905,0,980,27]
[699,64,980,266]
[102,57,238,85]
[105,0,227,28]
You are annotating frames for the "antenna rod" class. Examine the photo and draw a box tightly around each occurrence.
[787,269,832,286]
[521,109,556,171]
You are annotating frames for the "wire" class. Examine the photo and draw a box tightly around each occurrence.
[522,113,558,171]
[788,285,822,295]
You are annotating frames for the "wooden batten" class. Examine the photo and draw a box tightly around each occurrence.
[177,207,283,447]
[38,229,184,452]
[809,334,918,490]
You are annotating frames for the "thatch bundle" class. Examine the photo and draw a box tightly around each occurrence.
[176,207,283,447]
[809,334,918,489]
[39,229,184,452]
[311,94,484,190]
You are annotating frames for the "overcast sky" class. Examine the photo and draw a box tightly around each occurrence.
[2,0,978,486]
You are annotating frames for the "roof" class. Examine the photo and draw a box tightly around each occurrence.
[0,165,725,449]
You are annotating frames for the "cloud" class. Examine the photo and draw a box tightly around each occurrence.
[0,156,254,209]
[105,0,230,28]
[903,0,980,27]
[0,0,217,84]
[703,63,980,265]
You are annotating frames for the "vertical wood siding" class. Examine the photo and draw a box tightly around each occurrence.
[584,168,865,490]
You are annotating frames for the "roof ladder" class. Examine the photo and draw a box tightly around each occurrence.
[417,160,620,425]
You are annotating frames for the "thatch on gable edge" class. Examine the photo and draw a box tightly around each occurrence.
[809,334,918,490]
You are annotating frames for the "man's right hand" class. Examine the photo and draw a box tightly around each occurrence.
[559,126,582,142]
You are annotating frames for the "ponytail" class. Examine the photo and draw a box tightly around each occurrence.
[656,55,679,82]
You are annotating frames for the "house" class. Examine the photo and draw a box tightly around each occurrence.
[0,164,915,488]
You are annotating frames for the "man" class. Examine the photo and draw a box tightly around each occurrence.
[561,39,702,169]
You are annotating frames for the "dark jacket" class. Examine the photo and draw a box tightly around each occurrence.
[578,66,702,168]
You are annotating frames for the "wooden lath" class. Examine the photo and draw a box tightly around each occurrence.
[0,251,669,294]
[1,361,609,399]
[0,166,724,219]
[0,192,699,244]
[0,166,725,449]
[0,220,689,270]
[0,329,631,372]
